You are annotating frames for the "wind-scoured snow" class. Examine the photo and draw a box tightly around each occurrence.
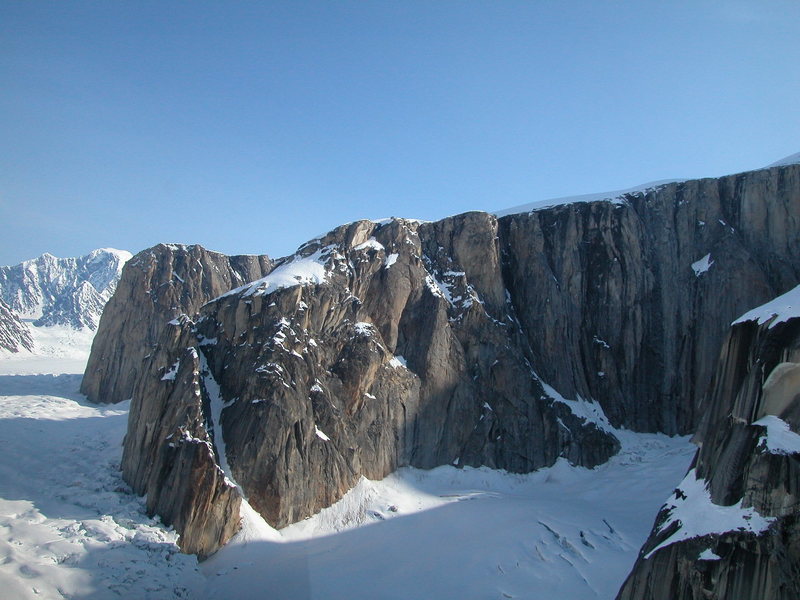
[494,180,681,217]
[754,415,800,455]
[691,253,714,276]
[645,468,774,558]
[732,284,800,328]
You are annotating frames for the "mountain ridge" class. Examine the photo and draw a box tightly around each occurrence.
[85,160,799,576]
[0,248,131,354]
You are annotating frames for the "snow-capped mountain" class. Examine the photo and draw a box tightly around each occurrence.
[0,248,131,356]
[0,248,131,332]
[0,298,34,353]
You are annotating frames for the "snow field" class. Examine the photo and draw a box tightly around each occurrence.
[0,352,696,600]
[203,428,695,600]
[0,372,204,599]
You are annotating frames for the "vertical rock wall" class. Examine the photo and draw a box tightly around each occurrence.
[616,301,800,600]
[81,244,271,404]
[500,165,799,434]
[90,163,799,557]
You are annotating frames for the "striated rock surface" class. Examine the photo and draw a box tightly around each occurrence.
[501,164,799,434]
[121,315,242,558]
[103,163,798,556]
[616,286,800,600]
[0,298,33,353]
[81,244,272,404]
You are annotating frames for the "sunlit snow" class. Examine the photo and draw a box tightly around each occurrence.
[767,151,800,168]
[645,469,773,558]
[494,180,681,217]
[1,339,698,599]
[217,248,330,301]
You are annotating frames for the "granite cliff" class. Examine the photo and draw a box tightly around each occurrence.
[80,244,272,405]
[617,286,800,600]
[86,162,799,558]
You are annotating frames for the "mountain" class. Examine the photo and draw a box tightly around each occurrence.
[0,298,34,353]
[83,159,800,569]
[617,285,800,600]
[0,248,132,337]
[80,244,272,407]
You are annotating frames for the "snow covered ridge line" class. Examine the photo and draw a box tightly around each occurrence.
[493,149,800,218]
[767,150,800,168]
[732,284,800,329]
[493,179,682,217]
[644,468,774,559]
[0,247,132,329]
[215,246,331,301]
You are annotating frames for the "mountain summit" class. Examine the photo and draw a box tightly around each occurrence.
[0,248,131,353]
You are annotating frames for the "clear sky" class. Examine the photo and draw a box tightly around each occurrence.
[2,1,799,265]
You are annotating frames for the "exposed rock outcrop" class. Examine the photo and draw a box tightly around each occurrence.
[616,286,800,600]
[100,163,798,556]
[122,216,620,551]
[121,315,242,559]
[501,165,799,434]
[0,298,33,353]
[81,244,272,404]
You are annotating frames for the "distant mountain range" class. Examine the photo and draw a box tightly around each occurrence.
[0,248,131,353]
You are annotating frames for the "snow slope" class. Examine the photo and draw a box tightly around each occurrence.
[492,149,799,218]
[733,283,800,329]
[0,362,205,599]
[1,350,695,600]
[203,429,694,600]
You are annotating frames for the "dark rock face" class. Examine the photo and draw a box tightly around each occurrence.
[616,301,800,600]
[121,315,242,559]
[102,163,799,557]
[501,165,799,434]
[81,244,272,404]
[121,216,619,552]
[0,298,33,353]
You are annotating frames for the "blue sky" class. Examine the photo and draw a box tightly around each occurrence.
[2,1,799,265]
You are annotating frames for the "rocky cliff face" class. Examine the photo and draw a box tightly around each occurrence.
[101,163,798,557]
[501,165,799,434]
[121,216,620,553]
[617,286,800,600]
[81,244,272,404]
[0,248,131,330]
[0,298,33,353]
